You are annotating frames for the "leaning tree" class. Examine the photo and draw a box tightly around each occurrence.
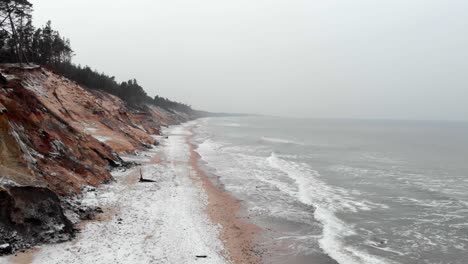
[0,0,33,64]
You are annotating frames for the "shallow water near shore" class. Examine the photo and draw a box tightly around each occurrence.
[191,116,468,264]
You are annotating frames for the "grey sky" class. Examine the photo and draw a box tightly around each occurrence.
[30,0,468,120]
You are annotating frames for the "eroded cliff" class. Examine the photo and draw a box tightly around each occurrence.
[0,64,195,254]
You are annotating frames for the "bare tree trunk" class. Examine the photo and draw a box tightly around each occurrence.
[8,12,22,65]
[18,15,30,65]
[0,15,9,28]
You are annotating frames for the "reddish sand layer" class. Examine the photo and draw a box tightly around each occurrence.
[187,135,262,264]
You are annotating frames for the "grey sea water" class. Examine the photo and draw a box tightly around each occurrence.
[191,116,468,264]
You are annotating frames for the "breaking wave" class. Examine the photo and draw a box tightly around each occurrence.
[195,134,394,264]
[261,136,303,145]
[266,153,394,264]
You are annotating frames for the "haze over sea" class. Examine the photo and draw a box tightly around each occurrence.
[192,116,468,264]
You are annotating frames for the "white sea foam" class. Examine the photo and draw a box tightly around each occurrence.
[261,136,302,145]
[194,120,394,264]
[266,153,385,211]
[219,122,243,127]
[197,139,224,157]
[192,117,468,264]
[266,153,394,264]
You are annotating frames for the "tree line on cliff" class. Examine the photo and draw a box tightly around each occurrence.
[0,0,192,113]
[52,62,192,112]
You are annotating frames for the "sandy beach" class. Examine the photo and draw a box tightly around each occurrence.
[1,123,259,264]
[187,131,261,264]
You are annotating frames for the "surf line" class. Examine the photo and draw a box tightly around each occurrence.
[185,127,262,264]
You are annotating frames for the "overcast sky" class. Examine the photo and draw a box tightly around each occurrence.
[30,0,468,120]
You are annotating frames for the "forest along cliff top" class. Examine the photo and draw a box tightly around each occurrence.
[0,2,204,256]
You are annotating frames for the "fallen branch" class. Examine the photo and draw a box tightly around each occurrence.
[139,168,156,183]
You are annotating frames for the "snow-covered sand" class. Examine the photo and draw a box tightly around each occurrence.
[2,125,228,264]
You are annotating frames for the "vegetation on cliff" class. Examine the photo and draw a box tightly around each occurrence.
[1,0,192,113]
[0,0,201,256]
[48,62,193,112]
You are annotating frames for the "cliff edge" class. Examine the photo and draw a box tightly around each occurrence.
[0,64,196,255]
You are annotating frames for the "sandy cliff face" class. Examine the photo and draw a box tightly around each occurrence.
[21,68,161,153]
[0,70,117,195]
[0,65,194,254]
[0,65,193,193]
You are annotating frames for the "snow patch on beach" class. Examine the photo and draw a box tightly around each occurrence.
[0,125,227,264]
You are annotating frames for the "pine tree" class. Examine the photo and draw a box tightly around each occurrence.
[0,0,33,64]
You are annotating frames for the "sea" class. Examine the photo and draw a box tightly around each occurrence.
[190,116,468,264]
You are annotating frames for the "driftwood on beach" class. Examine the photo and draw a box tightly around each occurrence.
[139,168,156,183]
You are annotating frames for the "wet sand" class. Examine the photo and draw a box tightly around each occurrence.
[187,134,262,264]
[4,126,262,264]
[9,248,37,264]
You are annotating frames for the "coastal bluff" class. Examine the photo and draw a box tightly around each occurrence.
[0,64,198,255]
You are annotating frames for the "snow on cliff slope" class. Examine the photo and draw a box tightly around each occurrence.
[0,64,196,255]
[0,66,117,194]
[20,68,174,153]
[0,64,193,194]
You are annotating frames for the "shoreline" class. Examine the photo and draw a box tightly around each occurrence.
[2,124,262,264]
[186,131,262,264]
